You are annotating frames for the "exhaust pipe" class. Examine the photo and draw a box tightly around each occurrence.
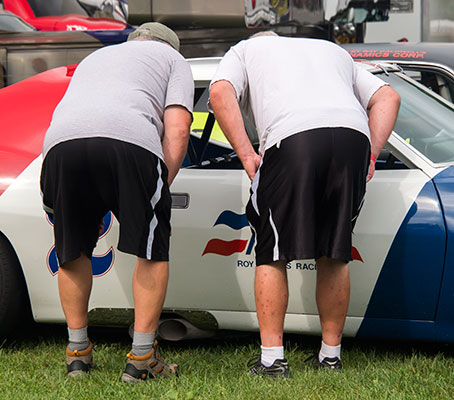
[157,318,215,341]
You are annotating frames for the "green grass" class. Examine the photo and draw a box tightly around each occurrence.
[1,325,453,400]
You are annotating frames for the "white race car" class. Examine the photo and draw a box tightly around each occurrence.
[1,58,454,342]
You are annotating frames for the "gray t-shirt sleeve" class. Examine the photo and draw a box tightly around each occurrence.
[165,59,194,114]
[353,63,388,110]
[208,43,248,110]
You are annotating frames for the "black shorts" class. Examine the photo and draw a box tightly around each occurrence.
[40,138,171,265]
[246,127,370,265]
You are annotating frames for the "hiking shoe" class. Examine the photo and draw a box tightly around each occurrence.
[121,340,178,383]
[66,342,94,377]
[305,353,343,371]
[248,355,290,378]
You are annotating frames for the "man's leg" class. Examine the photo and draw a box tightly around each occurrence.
[132,258,169,334]
[315,256,350,345]
[255,260,288,347]
[58,253,93,330]
[249,260,290,375]
[122,258,177,382]
[248,261,289,376]
[315,256,349,368]
[58,253,94,376]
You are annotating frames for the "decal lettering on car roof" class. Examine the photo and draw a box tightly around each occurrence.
[349,50,427,59]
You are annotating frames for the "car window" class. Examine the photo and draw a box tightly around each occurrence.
[375,147,409,170]
[381,73,454,165]
[404,68,454,104]
[0,14,35,32]
[184,86,257,170]
[26,0,87,17]
[185,72,454,170]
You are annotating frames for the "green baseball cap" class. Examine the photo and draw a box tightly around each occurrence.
[127,22,180,52]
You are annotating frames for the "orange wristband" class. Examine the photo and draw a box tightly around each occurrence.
[371,155,377,163]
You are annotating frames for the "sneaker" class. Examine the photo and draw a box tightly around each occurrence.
[248,355,290,378]
[66,342,94,377]
[305,353,343,371]
[121,340,178,383]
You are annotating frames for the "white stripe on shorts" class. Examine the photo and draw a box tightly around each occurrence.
[269,208,280,261]
[146,161,163,260]
[352,193,366,223]
[250,160,262,216]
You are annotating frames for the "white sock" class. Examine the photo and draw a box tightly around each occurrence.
[261,345,284,367]
[319,341,341,363]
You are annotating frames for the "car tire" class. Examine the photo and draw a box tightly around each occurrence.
[0,232,32,339]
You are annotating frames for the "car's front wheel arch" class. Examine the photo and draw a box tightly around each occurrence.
[0,231,33,339]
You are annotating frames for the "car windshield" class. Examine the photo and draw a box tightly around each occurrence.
[26,0,127,21]
[0,14,35,31]
[381,72,454,164]
[26,0,89,17]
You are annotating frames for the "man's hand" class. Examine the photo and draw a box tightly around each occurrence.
[367,158,375,182]
[243,152,262,181]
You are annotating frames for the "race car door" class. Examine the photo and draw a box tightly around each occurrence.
[165,86,258,314]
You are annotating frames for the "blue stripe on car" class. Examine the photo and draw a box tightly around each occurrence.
[432,166,454,342]
[357,178,446,341]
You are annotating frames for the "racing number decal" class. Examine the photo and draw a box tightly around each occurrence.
[46,212,115,277]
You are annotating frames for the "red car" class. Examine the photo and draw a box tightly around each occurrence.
[2,0,128,31]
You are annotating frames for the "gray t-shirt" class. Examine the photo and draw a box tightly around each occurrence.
[210,37,386,155]
[42,40,194,160]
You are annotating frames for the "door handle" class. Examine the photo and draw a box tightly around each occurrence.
[171,193,190,209]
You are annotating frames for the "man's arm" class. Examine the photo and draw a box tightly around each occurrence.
[209,80,261,180]
[367,85,401,181]
[162,105,192,185]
